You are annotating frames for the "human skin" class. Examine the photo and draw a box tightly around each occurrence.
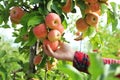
[43,42,75,61]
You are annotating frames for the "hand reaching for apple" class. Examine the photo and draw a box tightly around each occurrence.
[43,42,75,61]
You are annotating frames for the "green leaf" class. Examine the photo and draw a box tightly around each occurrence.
[5,57,21,63]
[0,50,6,58]
[38,53,48,68]
[27,16,43,27]
[88,53,104,80]
[27,29,37,46]
[0,66,7,80]
[62,19,67,29]
[47,0,53,12]
[0,16,3,24]
[14,37,22,43]
[76,0,86,17]
[30,0,41,4]
[51,3,62,15]
[101,3,108,14]
[0,4,4,11]
[2,24,10,28]
[58,64,83,80]
[107,10,118,31]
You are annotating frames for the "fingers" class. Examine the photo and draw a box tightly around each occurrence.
[43,44,54,57]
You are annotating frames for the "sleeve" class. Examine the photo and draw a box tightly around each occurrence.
[73,51,90,73]
[73,51,120,74]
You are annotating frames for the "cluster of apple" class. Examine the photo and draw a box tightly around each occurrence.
[33,13,64,69]
[75,0,108,40]
[33,13,64,51]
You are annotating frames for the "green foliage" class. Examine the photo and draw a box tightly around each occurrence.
[0,0,120,80]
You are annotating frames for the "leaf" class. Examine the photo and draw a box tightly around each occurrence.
[62,19,67,29]
[101,3,108,14]
[14,37,22,43]
[2,24,10,28]
[0,16,3,24]
[51,3,62,15]
[107,10,118,31]
[0,50,6,58]
[88,53,104,80]
[58,64,83,80]
[30,0,41,4]
[27,29,37,46]
[0,66,7,80]
[47,0,53,12]
[0,4,4,11]
[27,16,43,27]
[38,54,48,68]
[5,57,21,63]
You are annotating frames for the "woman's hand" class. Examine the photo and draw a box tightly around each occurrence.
[43,42,75,61]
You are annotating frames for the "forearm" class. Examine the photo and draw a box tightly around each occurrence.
[73,51,120,73]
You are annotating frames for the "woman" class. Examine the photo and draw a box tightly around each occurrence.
[43,42,120,73]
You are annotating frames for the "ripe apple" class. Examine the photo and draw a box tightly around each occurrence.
[33,23,47,39]
[62,0,72,13]
[43,39,59,51]
[76,18,89,32]
[85,12,99,27]
[88,2,100,12]
[10,6,25,24]
[55,24,64,34]
[33,54,42,65]
[48,29,61,42]
[45,13,61,29]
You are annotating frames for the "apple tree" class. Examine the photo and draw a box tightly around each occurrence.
[0,0,120,80]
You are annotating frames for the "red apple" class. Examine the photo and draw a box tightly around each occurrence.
[55,24,64,34]
[33,54,42,65]
[62,0,72,13]
[33,23,47,39]
[43,39,59,51]
[76,18,89,32]
[10,6,25,24]
[45,13,61,29]
[48,29,61,42]
[85,12,99,27]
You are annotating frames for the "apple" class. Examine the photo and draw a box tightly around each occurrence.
[88,2,100,12]
[48,29,61,42]
[55,24,64,34]
[76,18,89,32]
[10,6,25,24]
[33,54,42,65]
[85,12,99,27]
[45,13,61,29]
[33,23,47,39]
[43,39,59,51]
[62,0,72,13]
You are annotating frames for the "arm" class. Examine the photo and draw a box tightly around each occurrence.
[43,42,120,73]
[43,42,89,73]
